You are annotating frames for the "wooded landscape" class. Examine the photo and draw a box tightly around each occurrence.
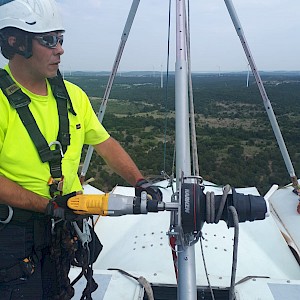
[66,71,300,195]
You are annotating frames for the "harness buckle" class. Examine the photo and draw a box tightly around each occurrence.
[48,176,64,197]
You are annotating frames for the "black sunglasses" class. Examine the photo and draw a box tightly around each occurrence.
[33,34,64,49]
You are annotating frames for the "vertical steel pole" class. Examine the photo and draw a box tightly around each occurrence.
[175,1,197,299]
[224,0,298,187]
[80,0,141,182]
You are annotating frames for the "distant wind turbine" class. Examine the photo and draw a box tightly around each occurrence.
[161,64,163,88]
[246,63,250,87]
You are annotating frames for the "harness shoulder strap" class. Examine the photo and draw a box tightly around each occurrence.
[0,69,75,193]
[0,69,54,163]
[48,70,76,154]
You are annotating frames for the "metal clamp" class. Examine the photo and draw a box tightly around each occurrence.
[0,205,13,224]
[72,219,92,248]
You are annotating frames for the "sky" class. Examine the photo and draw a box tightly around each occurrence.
[1,0,300,72]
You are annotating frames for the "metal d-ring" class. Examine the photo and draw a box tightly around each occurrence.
[0,205,13,224]
[49,141,64,158]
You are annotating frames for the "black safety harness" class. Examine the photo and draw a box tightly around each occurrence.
[0,69,100,299]
[0,68,75,287]
[0,68,76,197]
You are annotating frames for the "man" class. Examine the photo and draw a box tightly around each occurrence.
[0,0,161,299]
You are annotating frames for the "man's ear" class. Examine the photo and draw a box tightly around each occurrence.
[7,36,16,47]
[8,36,25,51]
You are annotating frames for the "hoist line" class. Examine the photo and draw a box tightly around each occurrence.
[186,0,200,177]
[163,0,179,263]
[163,0,172,174]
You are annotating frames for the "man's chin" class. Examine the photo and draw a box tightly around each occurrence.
[48,67,59,78]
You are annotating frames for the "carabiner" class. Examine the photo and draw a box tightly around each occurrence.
[72,219,92,248]
[49,141,64,158]
[51,218,63,235]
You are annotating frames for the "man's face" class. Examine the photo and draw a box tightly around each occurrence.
[27,31,64,79]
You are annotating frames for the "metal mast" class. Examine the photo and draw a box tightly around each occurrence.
[175,1,197,299]
[80,0,141,183]
[224,0,299,188]
[79,1,199,295]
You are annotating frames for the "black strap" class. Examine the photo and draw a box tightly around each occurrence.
[0,69,53,163]
[48,70,76,154]
[0,69,75,180]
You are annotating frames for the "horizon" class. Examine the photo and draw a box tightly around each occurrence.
[61,69,300,75]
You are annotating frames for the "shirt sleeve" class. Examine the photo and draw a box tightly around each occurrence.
[0,127,4,153]
[83,99,110,145]
[0,89,9,154]
[64,80,110,146]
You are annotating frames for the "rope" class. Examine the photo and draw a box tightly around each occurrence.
[200,236,216,300]
[50,220,99,300]
[80,265,98,300]
[70,218,100,299]
[70,251,98,300]
[108,268,154,300]
[215,185,231,223]
[186,0,200,176]
[228,206,239,300]
[205,184,231,224]
[201,185,240,300]
[50,221,76,300]
[162,0,172,174]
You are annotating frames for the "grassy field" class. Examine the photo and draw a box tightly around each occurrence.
[69,73,300,195]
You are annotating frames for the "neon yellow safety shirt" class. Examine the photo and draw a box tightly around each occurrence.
[0,65,110,198]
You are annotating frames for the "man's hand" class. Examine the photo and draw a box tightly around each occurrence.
[45,192,86,221]
[135,179,162,202]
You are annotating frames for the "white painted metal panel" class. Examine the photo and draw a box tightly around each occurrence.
[78,181,300,299]
[235,278,300,300]
[268,183,300,256]
[70,269,144,300]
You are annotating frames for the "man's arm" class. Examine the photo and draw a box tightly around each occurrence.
[0,175,48,213]
[93,137,143,186]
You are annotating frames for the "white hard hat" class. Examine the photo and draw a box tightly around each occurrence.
[0,0,64,33]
